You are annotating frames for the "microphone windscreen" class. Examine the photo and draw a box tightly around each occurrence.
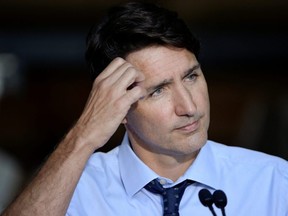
[198,189,213,207]
[213,190,227,208]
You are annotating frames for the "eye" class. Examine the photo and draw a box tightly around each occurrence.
[150,87,164,97]
[185,72,198,81]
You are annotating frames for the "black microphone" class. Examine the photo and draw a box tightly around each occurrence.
[212,190,227,216]
[198,189,217,216]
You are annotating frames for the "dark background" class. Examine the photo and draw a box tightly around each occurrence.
[0,0,287,207]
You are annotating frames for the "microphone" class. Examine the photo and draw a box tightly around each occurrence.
[198,189,217,216]
[212,190,227,216]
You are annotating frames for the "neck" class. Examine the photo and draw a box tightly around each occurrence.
[130,141,199,182]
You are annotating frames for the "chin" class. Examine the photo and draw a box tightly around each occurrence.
[187,133,207,150]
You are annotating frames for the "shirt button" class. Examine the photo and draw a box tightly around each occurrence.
[159,179,167,185]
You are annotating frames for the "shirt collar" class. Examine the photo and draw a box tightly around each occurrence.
[119,133,220,197]
[119,133,158,197]
[186,140,221,189]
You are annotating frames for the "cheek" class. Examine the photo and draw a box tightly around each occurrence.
[204,88,210,111]
[200,91,210,110]
[143,104,168,125]
[196,83,210,108]
[127,101,171,129]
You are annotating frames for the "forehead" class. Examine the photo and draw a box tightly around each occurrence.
[126,46,198,84]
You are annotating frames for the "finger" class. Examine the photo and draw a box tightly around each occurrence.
[106,63,136,87]
[97,57,129,80]
[120,85,147,108]
[115,66,145,92]
[95,61,138,92]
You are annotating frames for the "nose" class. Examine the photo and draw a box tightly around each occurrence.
[174,85,196,117]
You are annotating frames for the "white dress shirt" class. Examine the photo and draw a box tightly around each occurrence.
[67,133,288,216]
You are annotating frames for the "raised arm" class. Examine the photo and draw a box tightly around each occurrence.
[1,57,146,216]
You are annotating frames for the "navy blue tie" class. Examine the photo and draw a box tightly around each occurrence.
[144,179,193,216]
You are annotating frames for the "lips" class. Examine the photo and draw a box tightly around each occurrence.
[176,120,200,133]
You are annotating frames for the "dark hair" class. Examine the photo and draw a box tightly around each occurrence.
[86,2,200,79]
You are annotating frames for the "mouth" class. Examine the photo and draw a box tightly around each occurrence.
[175,120,200,133]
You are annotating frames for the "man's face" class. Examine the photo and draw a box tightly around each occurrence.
[125,46,210,160]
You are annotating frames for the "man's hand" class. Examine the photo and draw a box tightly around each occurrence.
[71,57,146,150]
[1,57,146,216]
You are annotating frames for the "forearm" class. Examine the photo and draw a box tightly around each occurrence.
[1,57,146,216]
[2,129,97,216]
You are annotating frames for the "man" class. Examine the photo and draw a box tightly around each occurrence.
[3,2,288,216]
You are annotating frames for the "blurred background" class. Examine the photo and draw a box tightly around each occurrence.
[0,0,287,212]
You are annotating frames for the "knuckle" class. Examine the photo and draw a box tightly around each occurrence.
[107,89,118,99]
[127,86,145,101]
[93,77,110,93]
[113,57,125,65]
[113,98,126,111]
[125,67,138,78]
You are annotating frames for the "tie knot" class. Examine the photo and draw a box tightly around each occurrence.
[144,179,194,216]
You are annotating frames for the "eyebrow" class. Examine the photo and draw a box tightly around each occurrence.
[182,64,201,78]
[146,64,201,94]
[147,79,173,94]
